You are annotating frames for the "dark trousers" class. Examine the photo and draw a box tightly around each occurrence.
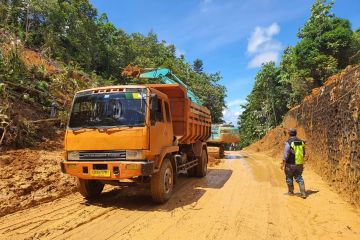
[284,164,304,189]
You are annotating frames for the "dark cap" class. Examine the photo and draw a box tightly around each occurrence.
[288,128,297,136]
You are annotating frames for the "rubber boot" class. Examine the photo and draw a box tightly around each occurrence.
[299,182,306,199]
[287,184,294,196]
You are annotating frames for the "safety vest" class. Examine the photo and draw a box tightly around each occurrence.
[287,137,305,165]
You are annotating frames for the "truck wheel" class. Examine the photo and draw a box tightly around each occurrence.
[151,158,174,203]
[78,179,104,200]
[196,149,208,177]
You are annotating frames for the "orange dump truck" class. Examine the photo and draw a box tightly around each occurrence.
[61,74,211,203]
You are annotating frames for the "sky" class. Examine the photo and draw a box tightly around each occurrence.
[90,0,360,125]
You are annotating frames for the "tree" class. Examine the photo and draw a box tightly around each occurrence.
[193,59,203,73]
[238,62,287,148]
[298,0,352,69]
[350,29,360,64]
[0,0,229,124]
[298,0,353,69]
[237,0,359,148]
[280,0,353,107]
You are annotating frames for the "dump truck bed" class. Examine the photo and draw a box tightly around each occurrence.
[147,84,211,145]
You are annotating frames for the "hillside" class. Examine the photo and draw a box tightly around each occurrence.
[0,43,97,148]
[247,65,360,206]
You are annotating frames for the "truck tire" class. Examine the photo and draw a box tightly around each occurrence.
[78,179,104,200]
[151,158,174,203]
[196,149,208,177]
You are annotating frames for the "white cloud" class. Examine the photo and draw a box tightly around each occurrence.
[247,23,280,53]
[223,99,247,126]
[247,23,282,68]
[248,51,279,68]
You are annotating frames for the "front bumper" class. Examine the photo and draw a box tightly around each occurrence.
[60,161,154,180]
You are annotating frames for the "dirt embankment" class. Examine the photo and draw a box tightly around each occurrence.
[247,65,360,207]
[0,136,77,217]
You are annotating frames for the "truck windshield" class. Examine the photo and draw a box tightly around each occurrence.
[68,92,146,128]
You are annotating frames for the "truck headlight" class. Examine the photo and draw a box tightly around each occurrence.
[126,150,143,160]
[67,151,80,160]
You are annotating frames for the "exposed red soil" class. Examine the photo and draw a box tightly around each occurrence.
[21,49,59,74]
[0,137,77,217]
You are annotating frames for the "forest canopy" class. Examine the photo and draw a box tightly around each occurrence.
[0,0,226,123]
[238,0,360,148]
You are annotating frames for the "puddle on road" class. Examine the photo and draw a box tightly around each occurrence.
[223,154,282,187]
[224,155,242,160]
[238,154,283,187]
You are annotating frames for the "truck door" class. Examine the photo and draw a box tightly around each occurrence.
[150,98,172,154]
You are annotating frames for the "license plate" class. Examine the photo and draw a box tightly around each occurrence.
[90,170,110,177]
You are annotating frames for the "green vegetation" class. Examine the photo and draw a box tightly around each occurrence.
[0,0,226,147]
[0,0,226,120]
[238,0,359,148]
[238,62,288,147]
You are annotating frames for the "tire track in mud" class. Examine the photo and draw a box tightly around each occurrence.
[106,160,238,240]
[0,200,99,239]
[166,164,234,240]
[241,152,295,240]
[0,169,212,240]
[62,170,225,240]
[241,152,328,239]
[1,151,360,240]
[0,196,83,232]
[241,151,360,240]
[59,200,155,240]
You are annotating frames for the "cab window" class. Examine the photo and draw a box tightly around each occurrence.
[156,99,164,122]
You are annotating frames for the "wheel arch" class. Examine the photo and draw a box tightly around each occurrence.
[153,145,179,172]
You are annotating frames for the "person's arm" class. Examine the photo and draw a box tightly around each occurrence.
[281,142,290,170]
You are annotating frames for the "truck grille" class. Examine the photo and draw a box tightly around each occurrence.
[79,150,126,161]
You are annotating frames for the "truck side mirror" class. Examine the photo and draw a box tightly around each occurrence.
[150,94,158,111]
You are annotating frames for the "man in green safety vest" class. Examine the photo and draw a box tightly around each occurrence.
[281,128,307,198]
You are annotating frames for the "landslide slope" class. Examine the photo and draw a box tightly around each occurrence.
[247,65,360,207]
[0,40,90,216]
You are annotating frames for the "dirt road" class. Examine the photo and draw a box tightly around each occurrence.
[0,151,359,240]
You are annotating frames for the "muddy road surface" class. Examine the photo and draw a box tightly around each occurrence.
[0,151,359,240]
